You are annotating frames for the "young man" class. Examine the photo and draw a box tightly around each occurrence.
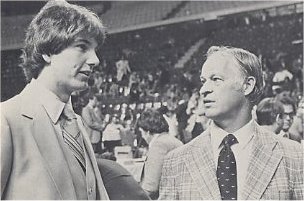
[159,46,303,200]
[1,1,109,199]
[277,96,296,139]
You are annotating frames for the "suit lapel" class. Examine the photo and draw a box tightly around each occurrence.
[241,124,282,200]
[77,117,109,200]
[20,84,77,199]
[183,131,221,200]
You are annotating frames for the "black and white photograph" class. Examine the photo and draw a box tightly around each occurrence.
[1,0,303,200]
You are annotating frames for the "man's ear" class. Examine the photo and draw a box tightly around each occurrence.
[243,76,256,96]
[42,54,51,64]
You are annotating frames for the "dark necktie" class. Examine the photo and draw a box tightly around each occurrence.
[60,104,86,172]
[217,134,238,200]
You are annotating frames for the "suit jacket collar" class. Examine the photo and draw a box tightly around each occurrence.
[19,82,77,199]
[77,117,109,200]
[183,129,221,200]
[183,122,283,200]
[241,122,282,200]
[20,80,65,123]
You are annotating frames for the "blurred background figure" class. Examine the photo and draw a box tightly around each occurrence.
[158,106,179,137]
[82,94,107,154]
[185,95,210,140]
[102,114,124,153]
[277,96,297,140]
[256,97,285,134]
[136,108,183,199]
[116,54,131,85]
[289,97,304,143]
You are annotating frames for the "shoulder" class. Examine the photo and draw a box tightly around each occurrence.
[97,158,151,200]
[158,134,183,144]
[81,105,91,114]
[165,130,209,159]
[154,135,183,149]
[1,95,23,120]
[277,136,303,160]
[256,125,303,160]
[97,159,130,181]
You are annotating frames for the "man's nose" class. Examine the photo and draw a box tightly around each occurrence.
[86,50,100,68]
[285,114,291,120]
[200,81,212,96]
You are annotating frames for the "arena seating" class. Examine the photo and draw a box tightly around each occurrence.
[1,2,302,107]
[100,1,181,29]
[174,1,267,18]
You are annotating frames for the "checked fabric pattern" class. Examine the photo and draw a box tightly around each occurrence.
[217,134,238,200]
[60,104,86,172]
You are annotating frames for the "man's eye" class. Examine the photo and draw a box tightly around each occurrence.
[76,44,88,51]
[212,77,222,82]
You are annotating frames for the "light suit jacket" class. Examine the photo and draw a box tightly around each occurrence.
[159,122,303,200]
[1,82,109,200]
[141,134,183,195]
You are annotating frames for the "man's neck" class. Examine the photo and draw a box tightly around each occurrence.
[214,113,252,133]
[36,73,71,103]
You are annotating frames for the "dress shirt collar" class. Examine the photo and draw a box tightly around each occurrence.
[210,119,255,151]
[31,79,67,124]
[278,130,290,138]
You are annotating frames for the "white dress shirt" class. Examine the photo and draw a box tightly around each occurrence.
[210,120,255,199]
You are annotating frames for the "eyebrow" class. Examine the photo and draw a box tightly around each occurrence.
[74,38,91,44]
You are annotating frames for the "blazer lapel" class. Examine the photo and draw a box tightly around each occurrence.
[77,117,109,200]
[241,125,282,200]
[183,131,221,200]
[20,84,77,199]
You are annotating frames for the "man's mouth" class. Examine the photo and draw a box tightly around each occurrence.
[79,71,91,77]
[203,100,215,104]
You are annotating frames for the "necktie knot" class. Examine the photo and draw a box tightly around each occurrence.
[62,104,76,120]
[221,134,238,148]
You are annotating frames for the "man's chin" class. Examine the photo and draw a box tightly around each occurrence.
[73,82,89,92]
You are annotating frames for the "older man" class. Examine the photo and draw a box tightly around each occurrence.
[159,46,303,200]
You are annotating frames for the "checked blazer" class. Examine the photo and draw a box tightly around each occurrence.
[159,121,303,200]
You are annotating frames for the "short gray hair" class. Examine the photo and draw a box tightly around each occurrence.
[206,46,264,105]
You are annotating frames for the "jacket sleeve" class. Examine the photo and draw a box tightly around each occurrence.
[291,144,304,200]
[1,114,13,198]
[141,142,168,194]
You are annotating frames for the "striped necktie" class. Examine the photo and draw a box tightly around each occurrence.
[217,134,238,200]
[60,104,86,172]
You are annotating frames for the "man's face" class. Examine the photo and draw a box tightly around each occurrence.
[139,127,151,144]
[49,37,99,94]
[282,104,294,131]
[199,54,246,122]
[276,91,291,102]
[91,96,98,107]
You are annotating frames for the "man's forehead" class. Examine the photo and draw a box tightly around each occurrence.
[201,55,231,75]
[283,104,294,112]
